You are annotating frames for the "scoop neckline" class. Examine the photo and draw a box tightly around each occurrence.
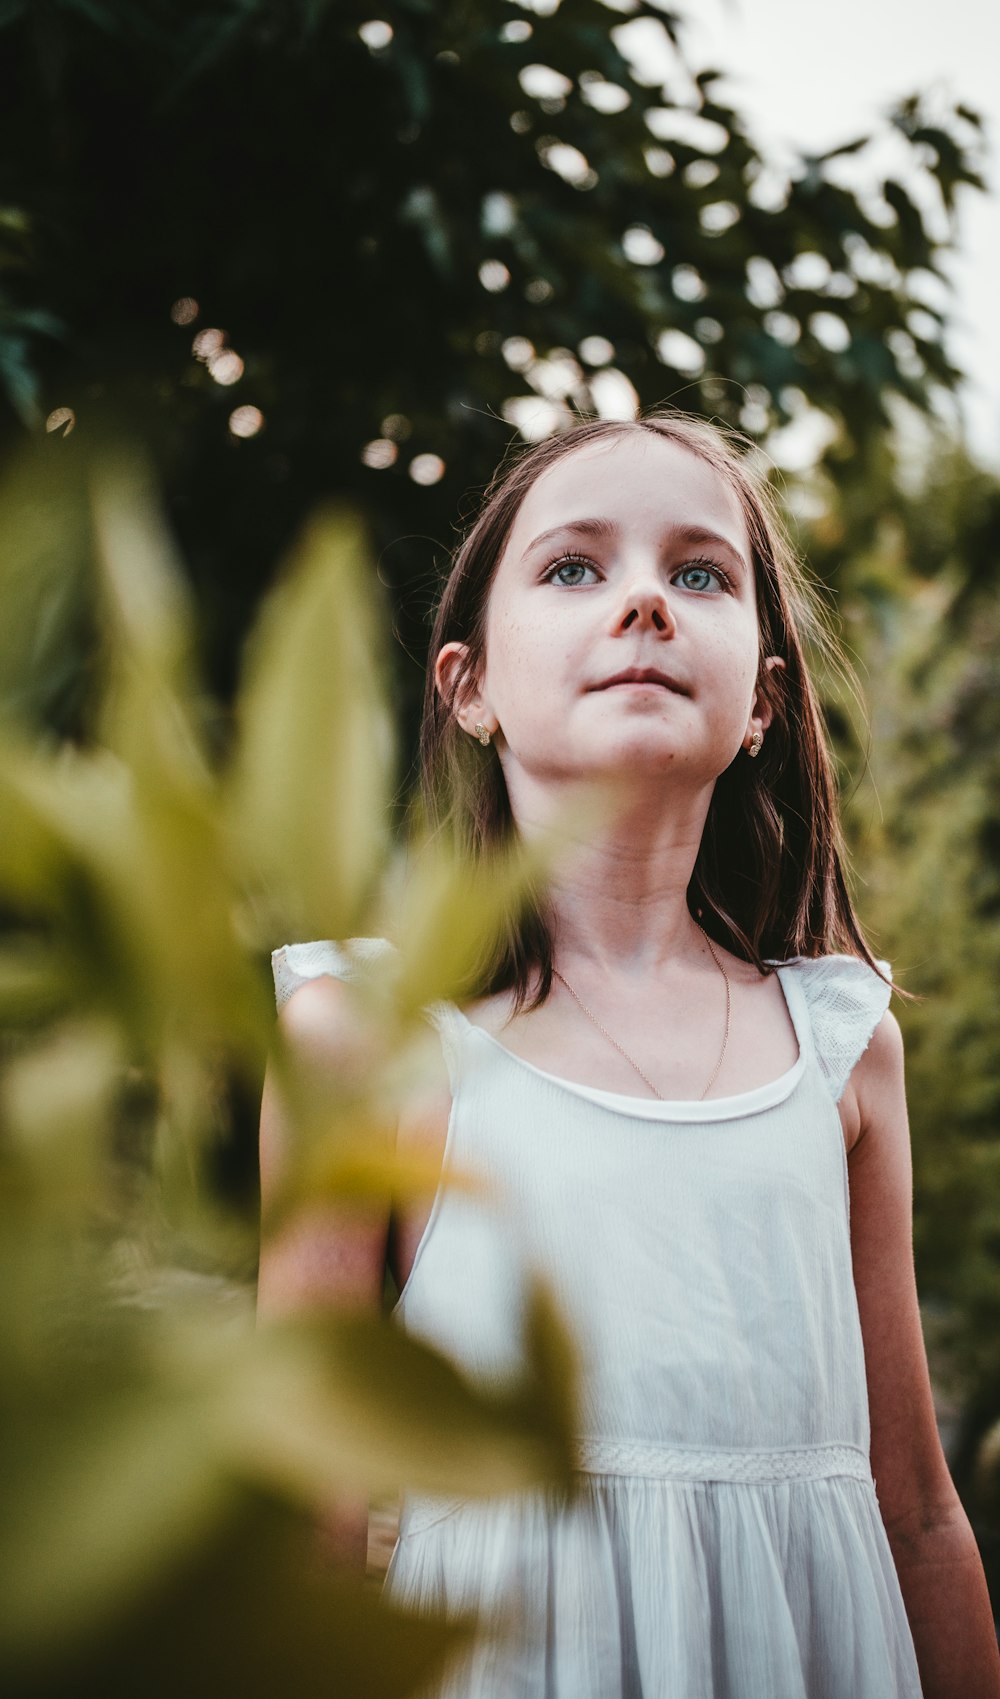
[447,961,812,1123]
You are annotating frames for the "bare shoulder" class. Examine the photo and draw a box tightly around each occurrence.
[839,1006,905,1155]
[853,1002,906,1082]
[261,975,384,1203]
[275,974,382,1082]
[276,972,352,1044]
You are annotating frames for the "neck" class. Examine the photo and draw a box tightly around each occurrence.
[513,774,716,976]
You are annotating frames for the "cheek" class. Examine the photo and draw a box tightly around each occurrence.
[483,603,559,695]
[707,620,761,709]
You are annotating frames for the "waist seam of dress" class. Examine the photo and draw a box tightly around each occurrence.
[573,1437,873,1484]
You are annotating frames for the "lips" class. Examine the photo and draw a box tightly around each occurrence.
[593,667,688,694]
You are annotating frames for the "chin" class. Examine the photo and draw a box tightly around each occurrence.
[599,738,686,777]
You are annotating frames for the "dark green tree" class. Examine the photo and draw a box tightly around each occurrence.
[0,0,984,730]
[796,434,1000,1594]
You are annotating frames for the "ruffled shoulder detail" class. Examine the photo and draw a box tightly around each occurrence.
[270,938,465,1094]
[782,954,893,1104]
[270,937,394,1012]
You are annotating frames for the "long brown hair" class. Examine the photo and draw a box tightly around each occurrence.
[419,410,888,1009]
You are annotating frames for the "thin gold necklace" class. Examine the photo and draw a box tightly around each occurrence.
[551,923,732,1102]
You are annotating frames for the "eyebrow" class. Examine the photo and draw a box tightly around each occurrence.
[523,518,750,574]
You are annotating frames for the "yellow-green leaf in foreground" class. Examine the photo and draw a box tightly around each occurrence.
[90,455,208,786]
[90,463,272,1063]
[231,507,395,944]
[387,836,541,1021]
[0,1017,124,1216]
[0,440,92,733]
[13,1496,476,1699]
[214,1288,578,1510]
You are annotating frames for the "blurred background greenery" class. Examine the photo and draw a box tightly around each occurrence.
[0,0,998,1686]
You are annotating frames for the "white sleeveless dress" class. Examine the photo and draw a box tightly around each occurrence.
[271,941,924,1699]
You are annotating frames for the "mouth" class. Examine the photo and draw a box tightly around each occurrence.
[592,667,689,695]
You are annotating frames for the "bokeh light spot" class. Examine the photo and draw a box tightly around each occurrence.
[684,159,720,190]
[579,335,615,366]
[228,405,264,438]
[45,407,75,436]
[529,349,582,400]
[479,259,511,293]
[655,329,705,375]
[359,19,393,49]
[538,140,595,187]
[502,336,535,371]
[809,312,850,353]
[519,64,572,101]
[361,438,398,469]
[409,453,445,485]
[579,75,630,115]
[482,191,517,236]
[763,311,800,346]
[672,265,706,303]
[589,369,639,421]
[381,413,412,441]
[746,256,783,311]
[623,225,665,266]
[192,328,226,359]
[695,317,725,345]
[502,396,570,441]
[170,297,199,325]
[208,350,245,386]
[644,147,674,178]
[700,201,740,236]
[785,252,832,291]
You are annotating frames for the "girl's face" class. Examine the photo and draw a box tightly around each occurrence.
[437,432,781,808]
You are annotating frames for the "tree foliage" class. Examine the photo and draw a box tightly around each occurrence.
[796,434,1000,1592]
[0,0,984,726]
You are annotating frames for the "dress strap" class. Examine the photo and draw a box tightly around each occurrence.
[782,954,893,1104]
[425,1002,465,1094]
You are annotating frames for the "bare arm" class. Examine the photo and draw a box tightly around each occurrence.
[258,975,390,1314]
[258,975,391,1564]
[846,1011,1000,1699]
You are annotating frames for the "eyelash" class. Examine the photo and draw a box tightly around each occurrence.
[542,552,734,593]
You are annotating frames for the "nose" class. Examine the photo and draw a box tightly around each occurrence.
[616,572,676,636]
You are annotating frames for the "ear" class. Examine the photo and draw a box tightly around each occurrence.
[434,641,494,738]
[745,654,785,744]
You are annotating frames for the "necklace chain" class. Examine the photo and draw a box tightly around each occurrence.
[551,922,732,1102]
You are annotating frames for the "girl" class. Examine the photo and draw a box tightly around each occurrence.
[260,413,1000,1698]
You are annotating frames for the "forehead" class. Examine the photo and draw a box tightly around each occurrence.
[504,431,751,563]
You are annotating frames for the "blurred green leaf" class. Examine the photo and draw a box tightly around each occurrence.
[221,1295,578,1507]
[42,1497,474,1699]
[1,1017,123,1210]
[0,453,582,1697]
[231,507,395,945]
[0,1370,236,1665]
[0,443,92,734]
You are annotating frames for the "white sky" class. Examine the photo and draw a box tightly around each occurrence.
[683,0,1000,468]
[614,0,998,467]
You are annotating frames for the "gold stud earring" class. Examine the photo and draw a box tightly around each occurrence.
[747,730,764,758]
[473,723,492,746]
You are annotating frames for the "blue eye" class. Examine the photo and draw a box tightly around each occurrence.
[675,560,729,593]
[544,555,600,587]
